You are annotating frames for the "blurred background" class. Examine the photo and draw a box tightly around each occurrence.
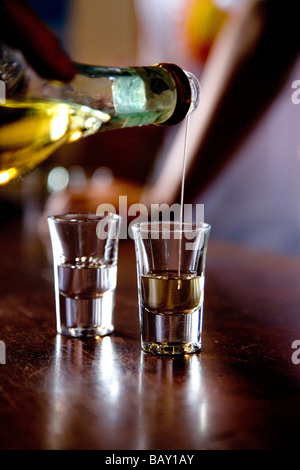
[1,0,300,254]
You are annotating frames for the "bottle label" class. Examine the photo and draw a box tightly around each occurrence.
[112,75,146,114]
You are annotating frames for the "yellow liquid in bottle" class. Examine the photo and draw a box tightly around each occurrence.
[0,99,110,184]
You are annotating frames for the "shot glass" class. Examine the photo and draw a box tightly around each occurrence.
[48,213,120,338]
[132,221,210,355]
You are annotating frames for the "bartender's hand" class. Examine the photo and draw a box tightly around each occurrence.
[0,0,76,81]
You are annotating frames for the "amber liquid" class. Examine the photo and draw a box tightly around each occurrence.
[140,270,204,355]
[141,270,203,313]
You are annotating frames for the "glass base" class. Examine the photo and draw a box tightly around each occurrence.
[141,341,201,355]
[57,291,115,338]
[58,325,114,338]
[140,306,202,355]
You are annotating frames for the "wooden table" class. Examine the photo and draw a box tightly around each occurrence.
[1,216,300,451]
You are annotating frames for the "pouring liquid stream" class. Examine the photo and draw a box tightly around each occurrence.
[178,114,190,277]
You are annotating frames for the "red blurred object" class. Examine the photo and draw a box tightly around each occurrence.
[182,0,227,65]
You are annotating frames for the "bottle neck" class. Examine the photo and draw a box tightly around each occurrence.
[157,63,192,125]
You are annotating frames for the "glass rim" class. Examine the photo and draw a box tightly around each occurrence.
[131,220,211,233]
[47,212,121,224]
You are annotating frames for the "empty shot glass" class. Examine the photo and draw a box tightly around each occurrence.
[132,221,210,355]
[48,213,120,338]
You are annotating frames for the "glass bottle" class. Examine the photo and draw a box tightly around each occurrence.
[0,43,201,184]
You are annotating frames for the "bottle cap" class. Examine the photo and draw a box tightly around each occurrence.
[157,63,201,125]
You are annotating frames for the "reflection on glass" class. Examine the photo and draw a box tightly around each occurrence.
[137,352,207,448]
[43,336,209,449]
[44,335,121,449]
[93,336,120,402]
